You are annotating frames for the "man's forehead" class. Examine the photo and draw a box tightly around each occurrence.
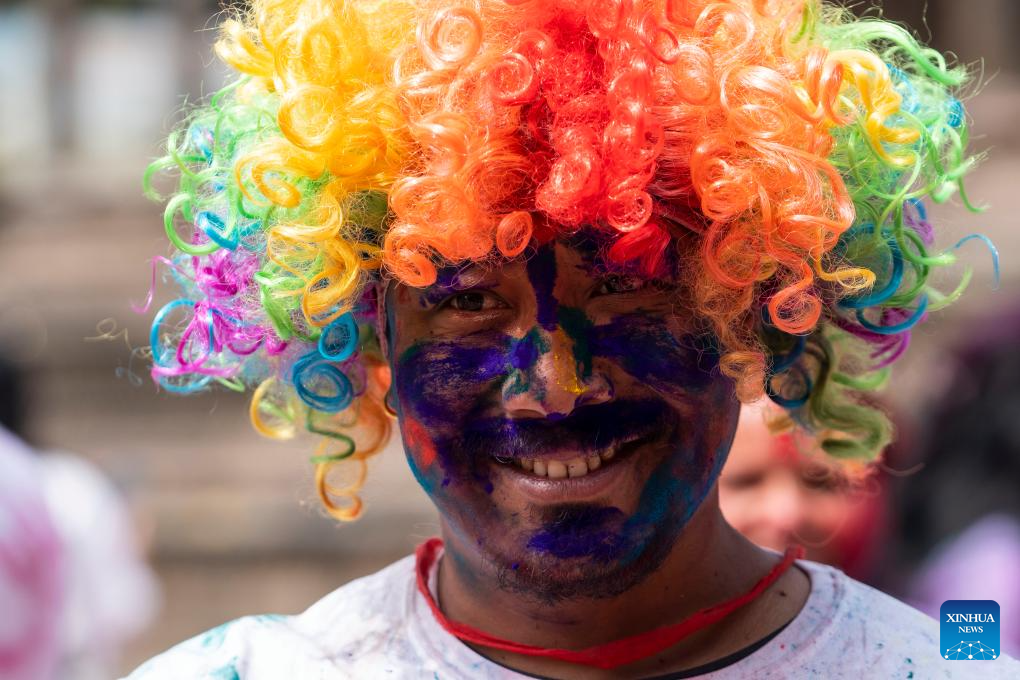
[422,229,679,288]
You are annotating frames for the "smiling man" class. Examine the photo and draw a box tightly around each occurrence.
[371,238,815,679]
[127,0,1015,678]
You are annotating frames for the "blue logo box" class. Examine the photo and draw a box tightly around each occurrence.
[940,600,1000,661]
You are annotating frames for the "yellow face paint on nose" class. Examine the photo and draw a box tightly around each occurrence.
[550,327,585,397]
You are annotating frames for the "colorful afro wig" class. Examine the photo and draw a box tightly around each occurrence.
[143,0,990,520]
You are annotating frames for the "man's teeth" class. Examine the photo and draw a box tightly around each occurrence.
[513,451,612,478]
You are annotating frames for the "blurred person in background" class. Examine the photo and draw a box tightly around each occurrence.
[890,307,1020,657]
[0,422,63,680]
[719,401,889,583]
[35,448,161,680]
[0,356,159,680]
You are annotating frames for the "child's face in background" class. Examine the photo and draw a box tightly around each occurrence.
[719,405,881,570]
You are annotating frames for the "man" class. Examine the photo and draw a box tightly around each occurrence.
[128,0,1015,677]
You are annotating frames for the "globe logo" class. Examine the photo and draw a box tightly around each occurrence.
[940,601,1000,662]
[944,640,997,660]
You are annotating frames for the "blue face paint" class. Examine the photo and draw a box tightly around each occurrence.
[521,387,731,578]
[614,415,732,570]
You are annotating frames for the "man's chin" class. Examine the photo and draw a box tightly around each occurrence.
[490,532,675,603]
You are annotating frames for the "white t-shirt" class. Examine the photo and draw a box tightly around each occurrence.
[124,551,1019,679]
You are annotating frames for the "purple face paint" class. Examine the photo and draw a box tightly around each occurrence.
[527,506,628,561]
[526,245,560,331]
[393,337,509,499]
[590,313,718,395]
[395,339,507,429]
[509,329,545,371]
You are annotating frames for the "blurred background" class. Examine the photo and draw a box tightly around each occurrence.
[0,0,1017,677]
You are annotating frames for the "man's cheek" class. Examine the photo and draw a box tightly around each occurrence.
[393,340,507,428]
[667,385,735,475]
[400,414,441,484]
[393,339,509,484]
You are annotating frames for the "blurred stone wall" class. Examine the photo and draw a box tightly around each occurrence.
[0,2,438,672]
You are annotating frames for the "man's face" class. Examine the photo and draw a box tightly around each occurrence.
[383,235,740,600]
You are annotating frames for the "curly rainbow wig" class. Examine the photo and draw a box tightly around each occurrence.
[144,0,987,520]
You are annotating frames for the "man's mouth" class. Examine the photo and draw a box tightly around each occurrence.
[490,435,646,479]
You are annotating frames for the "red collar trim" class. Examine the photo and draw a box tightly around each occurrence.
[415,537,803,670]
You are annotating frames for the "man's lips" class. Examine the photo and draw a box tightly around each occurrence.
[490,433,649,480]
[487,435,652,503]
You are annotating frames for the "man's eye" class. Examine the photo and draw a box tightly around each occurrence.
[442,290,506,312]
[594,275,648,296]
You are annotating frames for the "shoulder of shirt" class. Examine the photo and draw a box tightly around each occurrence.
[784,559,1020,678]
[119,554,417,680]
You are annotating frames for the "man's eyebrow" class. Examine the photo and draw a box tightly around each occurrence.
[428,264,490,291]
[573,255,664,281]
[416,264,494,306]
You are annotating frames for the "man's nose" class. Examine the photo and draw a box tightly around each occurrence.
[502,326,613,419]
